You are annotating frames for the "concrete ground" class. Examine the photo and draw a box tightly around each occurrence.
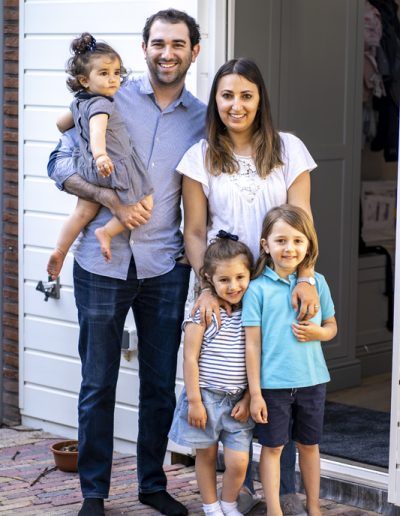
[0,426,381,515]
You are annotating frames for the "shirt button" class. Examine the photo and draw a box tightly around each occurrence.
[130,240,134,245]
[152,162,155,167]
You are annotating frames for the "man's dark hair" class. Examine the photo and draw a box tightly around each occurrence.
[142,8,201,48]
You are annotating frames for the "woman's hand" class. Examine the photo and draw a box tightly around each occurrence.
[191,289,231,327]
[188,401,207,429]
[291,282,320,321]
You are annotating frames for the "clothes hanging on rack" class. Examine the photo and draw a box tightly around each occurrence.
[366,0,400,161]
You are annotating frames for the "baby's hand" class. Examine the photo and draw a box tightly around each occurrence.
[250,394,268,424]
[96,154,114,177]
[231,396,250,422]
[188,401,207,430]
[292,320,322,342]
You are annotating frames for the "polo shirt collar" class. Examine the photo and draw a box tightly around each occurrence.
[139,73,192,109]
[262,266,297,284]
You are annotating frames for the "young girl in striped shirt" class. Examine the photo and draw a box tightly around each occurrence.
[169,231,254,516]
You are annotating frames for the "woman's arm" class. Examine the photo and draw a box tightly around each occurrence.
[182,176,227,326]
[245,326,268,424]
[57,110,75,133]
[288,170,320,320]
[182,176,208,279]
[183,322,208,429]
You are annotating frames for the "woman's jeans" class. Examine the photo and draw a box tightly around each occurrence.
[73,258,191,498]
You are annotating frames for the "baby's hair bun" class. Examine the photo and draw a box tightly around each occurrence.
[71,32,97,55]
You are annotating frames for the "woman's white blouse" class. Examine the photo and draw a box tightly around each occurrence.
[177,132,317,261]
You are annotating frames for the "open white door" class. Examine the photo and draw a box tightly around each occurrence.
[388,121,400,505]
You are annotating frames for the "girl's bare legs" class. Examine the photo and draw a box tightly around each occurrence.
[95,194,153,261]
[221,447,248,502]
[259,445,284,516]
[297,443,321,516]
[196,445,219,505]
[47,198,100,279]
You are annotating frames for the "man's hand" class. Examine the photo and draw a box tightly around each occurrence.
[113,200,152,230]
[191,289,231,328]
[291,282,320,321]
[188,401,207,429]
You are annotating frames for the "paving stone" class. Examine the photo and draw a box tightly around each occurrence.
[0,426,385,515]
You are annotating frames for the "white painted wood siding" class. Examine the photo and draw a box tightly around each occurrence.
[19,0,223,451]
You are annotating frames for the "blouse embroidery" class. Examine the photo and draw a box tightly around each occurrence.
[229,155,266,202]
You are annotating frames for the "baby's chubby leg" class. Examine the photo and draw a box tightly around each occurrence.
[95,216,124,262]
[47,199,99,279]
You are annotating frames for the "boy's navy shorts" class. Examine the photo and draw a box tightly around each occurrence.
[256,383,326,447]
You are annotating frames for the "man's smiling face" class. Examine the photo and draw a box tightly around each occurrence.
[142,20,199,89]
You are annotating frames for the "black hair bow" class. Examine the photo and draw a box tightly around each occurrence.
[86,36,97,52]
[216,230,239,241]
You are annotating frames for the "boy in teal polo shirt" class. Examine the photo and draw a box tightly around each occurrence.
[243,205,337,516]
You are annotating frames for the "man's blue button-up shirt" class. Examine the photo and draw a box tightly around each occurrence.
[48,74,206,279]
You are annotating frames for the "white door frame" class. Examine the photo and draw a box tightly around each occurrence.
[388,125,400,504]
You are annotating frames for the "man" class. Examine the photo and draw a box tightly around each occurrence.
[48,10,205,516]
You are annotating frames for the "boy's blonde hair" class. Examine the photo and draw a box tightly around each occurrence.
[253,204,318,279]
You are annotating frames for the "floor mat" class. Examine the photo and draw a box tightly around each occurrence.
[320,401,390,468]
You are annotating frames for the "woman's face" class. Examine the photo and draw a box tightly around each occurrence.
[215,74,260,140]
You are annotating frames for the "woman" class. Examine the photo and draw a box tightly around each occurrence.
[177,58,319,515]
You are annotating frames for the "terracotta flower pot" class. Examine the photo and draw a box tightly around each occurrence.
[50,440,79,472]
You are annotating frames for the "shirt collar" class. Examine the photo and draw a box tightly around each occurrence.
[139,73,192,109]
[262,266,297,284]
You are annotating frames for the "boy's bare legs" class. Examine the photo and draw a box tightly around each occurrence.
[297,443,321,516]
[195,445,219,504]
[221,447,248,503]
[260,445,284,516]
[47,198,100,279]
[95,194,153,261]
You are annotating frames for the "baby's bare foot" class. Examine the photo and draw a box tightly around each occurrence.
[47,248,66,280]
[95,227,112,262]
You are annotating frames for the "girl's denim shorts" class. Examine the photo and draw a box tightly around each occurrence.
[169,387,254,452]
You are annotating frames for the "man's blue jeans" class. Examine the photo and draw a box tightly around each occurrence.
[73,258,191,498]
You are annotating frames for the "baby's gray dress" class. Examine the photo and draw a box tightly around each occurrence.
[71,92,153,205]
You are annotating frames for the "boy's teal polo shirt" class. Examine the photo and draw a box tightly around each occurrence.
[242,266,334,389]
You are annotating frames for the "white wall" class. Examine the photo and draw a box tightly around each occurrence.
[19,0,223,452]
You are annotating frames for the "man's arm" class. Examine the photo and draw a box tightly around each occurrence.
[47,129,152,229]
